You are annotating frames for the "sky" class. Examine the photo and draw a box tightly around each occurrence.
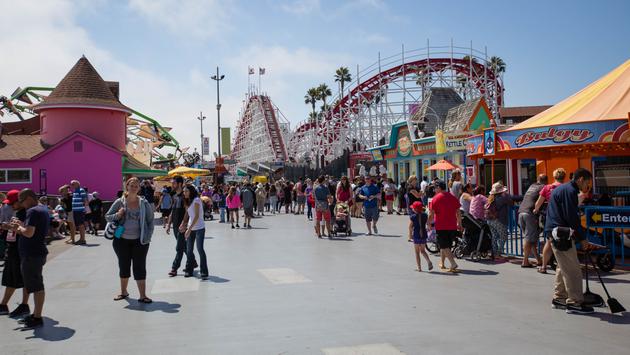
[1,0,630,157]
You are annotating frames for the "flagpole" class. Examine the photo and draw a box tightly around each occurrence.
[248,67,251,95]
[258,70,261,94]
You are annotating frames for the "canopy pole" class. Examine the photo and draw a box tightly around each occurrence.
[491,158,495,184]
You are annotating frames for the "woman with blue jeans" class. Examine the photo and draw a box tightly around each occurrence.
[181,185,208,279]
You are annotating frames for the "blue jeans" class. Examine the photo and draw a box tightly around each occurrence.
[307,203,313,219]
[219,207,226,223]
[186,228,208,275]
[171,229,196,271]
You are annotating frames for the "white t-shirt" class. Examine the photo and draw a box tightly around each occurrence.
[187,197,205,231]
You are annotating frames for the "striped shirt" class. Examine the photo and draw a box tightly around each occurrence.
[72,188,87,212]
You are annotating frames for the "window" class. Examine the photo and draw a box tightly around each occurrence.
[74,140,83,153]
[0,169,32,184]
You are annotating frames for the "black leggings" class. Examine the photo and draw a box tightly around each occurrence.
[113,238,149,280]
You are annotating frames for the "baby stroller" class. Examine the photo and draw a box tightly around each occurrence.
[332,202,352,236]
[201,196,214,221]
[454,212,492,261]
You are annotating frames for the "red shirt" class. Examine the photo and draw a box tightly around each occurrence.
[429,192,461,231]
[539,182,561,201]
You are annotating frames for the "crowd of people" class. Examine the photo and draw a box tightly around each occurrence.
[0,166,602,329]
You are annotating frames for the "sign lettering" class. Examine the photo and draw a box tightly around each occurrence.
[515,127,593,147]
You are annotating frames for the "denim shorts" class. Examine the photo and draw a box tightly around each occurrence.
[364,206,379,222]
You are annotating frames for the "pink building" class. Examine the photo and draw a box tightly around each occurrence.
[0,57,156,200]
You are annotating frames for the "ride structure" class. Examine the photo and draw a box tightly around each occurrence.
[287,42,505,164]
[231,92,291,172]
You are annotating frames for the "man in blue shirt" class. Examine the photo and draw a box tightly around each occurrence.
[359,176,381,235]
[314,176,332,238]
[545,168,594,315]
[70,180,88,245]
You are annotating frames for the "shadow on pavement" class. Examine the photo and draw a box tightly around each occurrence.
[584,312,630,324]
[328,237,353,241]
[202,275,230,283]
[376,234,402,238]
[599,277,630,284]
[456,269,499,276]
[76,243,100,247]
[22,317,76,341]
[123,299,181,313]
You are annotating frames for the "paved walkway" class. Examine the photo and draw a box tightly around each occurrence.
[1,212,629,354]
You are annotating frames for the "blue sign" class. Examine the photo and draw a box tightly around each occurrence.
[585,206,630,228]
[483,129,495,156]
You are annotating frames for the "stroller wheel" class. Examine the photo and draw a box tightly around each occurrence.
[426,242,439,254]
[470,251,481,262]
[481,251,488,258]
[596,253,615,272]
[453,246,464,259]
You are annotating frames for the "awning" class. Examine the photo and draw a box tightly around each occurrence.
[168,166,211,178]
[122,156,167,177]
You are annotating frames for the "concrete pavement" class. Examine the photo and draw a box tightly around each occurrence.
[1,211,629,354]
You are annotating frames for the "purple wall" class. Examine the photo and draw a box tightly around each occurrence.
[0,135,122,201]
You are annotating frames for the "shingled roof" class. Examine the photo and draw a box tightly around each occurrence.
[443,98,481,133]
[33,56,129,112]
[409,88,464,135]
[0,135,45,160]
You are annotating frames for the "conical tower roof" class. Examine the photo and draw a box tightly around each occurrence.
[34,56,129,112]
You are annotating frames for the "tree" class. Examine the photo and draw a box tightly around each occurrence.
[304,87,319,115]
[462,55,478,65]
[317,83,332,109]
[334,67,352,97]
[489,56,506,75]
[308,111,318,124]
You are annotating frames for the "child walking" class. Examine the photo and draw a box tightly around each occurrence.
[410,201,433,272]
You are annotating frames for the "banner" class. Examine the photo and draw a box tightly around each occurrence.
[202,137,209,156]
[435,129,446,154]
[221,127,231,155]
[483,129,496,156]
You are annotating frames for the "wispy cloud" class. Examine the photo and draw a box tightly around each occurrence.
[280,0,320,14]
[128,0,234,40]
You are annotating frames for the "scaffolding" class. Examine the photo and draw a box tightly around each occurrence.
[287,42,504,164]
[231,92,290,169]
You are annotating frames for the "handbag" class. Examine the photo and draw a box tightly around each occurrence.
[551,226,573,251]
[104,199,126,240]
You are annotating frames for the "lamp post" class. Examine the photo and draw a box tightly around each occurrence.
[197,112,206,165]
[211,67,225,156]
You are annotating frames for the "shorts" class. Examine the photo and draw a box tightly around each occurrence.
[67,211,75,224]
[1,249,23,289]
[364,206,379,222]
[436,230,457,249]
[244,207,254,217]
[316,209,331,222]
[518,212,539,243]
[297,195,306,204]
[161,208,172,218]
[228,208,238,213]
[21,255,47,293]
[385,194,395,201]
[73,211,86,225]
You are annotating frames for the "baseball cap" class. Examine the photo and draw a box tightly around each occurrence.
[3,190,19,204]
[436,180,447,191]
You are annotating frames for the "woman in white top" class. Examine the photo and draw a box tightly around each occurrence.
[180,185,208,279]
[459,183,473,214]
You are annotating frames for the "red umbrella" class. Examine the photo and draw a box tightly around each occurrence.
[427,159,461,171]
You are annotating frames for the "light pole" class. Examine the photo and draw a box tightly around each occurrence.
[211,67,225,156]
[197,111,206,165]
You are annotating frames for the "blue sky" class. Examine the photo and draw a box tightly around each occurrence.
[2,0,629,155]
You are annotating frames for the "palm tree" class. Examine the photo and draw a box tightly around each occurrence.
[334,67,352,97]
[489,56,506,75]
[308,111,318,124]
[317,83,332,109]
[304,87,319,115]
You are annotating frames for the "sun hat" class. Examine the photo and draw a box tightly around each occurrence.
[489,182,508,195]
[3,190,19,204]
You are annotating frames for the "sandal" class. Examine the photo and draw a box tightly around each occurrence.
[439,263,447,270]
[113,294,129,301]
[428,262,434,271]
[537,267,547,274]
[138,297,153,304]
